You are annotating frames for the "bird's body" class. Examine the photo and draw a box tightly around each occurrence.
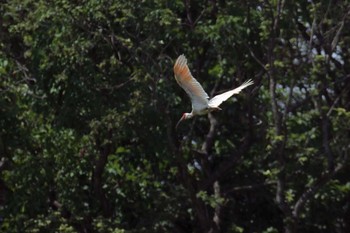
[173,54,253,128]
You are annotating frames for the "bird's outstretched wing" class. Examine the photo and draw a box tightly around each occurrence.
[174,55,209,111]
[208,79,254,108]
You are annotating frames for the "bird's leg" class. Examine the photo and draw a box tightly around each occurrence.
[209,106,222,112]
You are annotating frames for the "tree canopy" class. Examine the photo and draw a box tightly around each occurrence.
[1,0,350,232]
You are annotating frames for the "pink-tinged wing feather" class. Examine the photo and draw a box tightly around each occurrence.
[208,79,254,108]
[174,55,209,112]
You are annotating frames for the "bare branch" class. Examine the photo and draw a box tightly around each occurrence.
[267,0,292,222]
[168,114,212,232]
[184,0,194,28]
[199,132,252,190]
[327,82,350,117]
[313,93,335,171]
[224,181,276,194]
[96,76,135,93]
[201,113,218,155]
[209,181,222,233]
[293,162,347,218]
[331,19,345,51]
[92,129,114,217]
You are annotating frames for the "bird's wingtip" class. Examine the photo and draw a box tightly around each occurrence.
[176,54,187,62]
[174,54,188,72]
[244,79,254,86]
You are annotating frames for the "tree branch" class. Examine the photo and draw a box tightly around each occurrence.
[92,129,114,217]
[313,92,335,171]
[199,132,252,190]
[209,181,221,233]
[224,181,276,194]
[167,113,211,232]
[293,162,346,218]
[184,0,194,28]
[201,113,218,155]
[267,0,293,223]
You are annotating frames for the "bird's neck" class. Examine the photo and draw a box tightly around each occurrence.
[186,112,194,119]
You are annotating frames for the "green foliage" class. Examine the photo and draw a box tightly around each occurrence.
[1,0,349,232]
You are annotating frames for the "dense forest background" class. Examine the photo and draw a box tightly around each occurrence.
[1,0,350,232]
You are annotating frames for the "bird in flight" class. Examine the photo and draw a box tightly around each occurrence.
[174,54,253,128]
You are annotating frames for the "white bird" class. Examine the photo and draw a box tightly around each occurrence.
[174,54,253,128]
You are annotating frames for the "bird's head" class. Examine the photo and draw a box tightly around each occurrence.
[176,113,192,129]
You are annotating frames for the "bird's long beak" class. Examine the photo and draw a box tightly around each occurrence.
[175,115,185,130]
